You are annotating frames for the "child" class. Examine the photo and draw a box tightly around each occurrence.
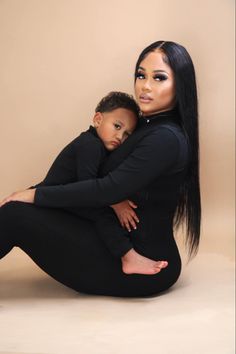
[31,92,163,275]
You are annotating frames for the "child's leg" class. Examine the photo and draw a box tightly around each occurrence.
[62,207,168,275]
[66,206,133,257]
[88,208,168,275]
[121,249,168,275]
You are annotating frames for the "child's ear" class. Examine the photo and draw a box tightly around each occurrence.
[93,112,103,128]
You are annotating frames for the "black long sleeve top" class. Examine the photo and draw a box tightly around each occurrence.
[30,125,134,257]
[34,110,189,214]
[32,126,107,187]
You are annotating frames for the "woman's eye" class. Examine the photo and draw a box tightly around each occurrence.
[114,123,121,130]
[136,72,145,80]
[154,75,168,81]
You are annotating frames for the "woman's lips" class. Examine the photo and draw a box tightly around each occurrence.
[139,94,153,103]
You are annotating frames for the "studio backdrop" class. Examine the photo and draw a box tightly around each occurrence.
[0,0,234,259]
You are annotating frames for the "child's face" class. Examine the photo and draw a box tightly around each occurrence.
[93,108,137,151]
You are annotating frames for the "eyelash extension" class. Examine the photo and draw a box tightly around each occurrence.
[136,72,168,81]
[154,75,168,81]
[136,72,144,79]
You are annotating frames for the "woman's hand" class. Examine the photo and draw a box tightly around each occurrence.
[111,200,139,232]
[0,189,36,207]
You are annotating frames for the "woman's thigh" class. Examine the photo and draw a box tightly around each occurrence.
[0,202,180,297]
[0,202,118,291]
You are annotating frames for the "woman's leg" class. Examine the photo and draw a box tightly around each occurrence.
[0,203,16,258]
[0,202,181,297]
[0,201,122,293]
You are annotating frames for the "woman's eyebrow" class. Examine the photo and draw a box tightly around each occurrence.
[138,66,168,74]
[153,70,168,74]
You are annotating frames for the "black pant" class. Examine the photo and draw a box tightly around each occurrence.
[65,206,133,258]
[0,201,181,297]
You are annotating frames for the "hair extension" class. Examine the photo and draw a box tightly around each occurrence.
[135,41,201,258]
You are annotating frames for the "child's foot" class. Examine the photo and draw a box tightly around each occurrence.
[121,249,168,275]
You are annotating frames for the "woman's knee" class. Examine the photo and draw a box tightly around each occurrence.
[0,201,29,222]
[0,201,15,216]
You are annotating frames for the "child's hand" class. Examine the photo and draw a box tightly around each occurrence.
[111,200,139,232]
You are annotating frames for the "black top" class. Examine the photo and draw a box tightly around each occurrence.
[34,109,189,217]
[33,126,108,187]
[31,125,134,258]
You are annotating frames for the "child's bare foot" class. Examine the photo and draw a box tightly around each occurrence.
[121,249,168,275]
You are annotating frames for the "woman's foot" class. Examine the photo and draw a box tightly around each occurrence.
[121,249,168,275]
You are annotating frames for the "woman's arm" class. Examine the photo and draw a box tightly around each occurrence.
[34,127,181,208]
[0,189,36,207]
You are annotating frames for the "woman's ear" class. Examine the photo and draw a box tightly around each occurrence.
[93,112,103,128]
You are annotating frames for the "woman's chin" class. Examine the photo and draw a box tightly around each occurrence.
[139,107,154,116]
[140,108,159,116]
[138,103,160,116]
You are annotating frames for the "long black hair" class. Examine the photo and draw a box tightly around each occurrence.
[135,41,201,257]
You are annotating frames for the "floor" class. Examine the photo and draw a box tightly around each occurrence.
[0,248,234,354]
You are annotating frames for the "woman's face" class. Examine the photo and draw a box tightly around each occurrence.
[134,49,176,116]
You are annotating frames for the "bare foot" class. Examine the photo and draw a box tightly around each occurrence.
[121,248,168,275]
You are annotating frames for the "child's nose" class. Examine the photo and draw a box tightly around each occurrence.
[115,131,123,141]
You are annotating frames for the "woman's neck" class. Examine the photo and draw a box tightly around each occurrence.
[141,108,177,119]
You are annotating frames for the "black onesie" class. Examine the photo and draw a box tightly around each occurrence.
[30,125,133,258]
[0,109,189,297]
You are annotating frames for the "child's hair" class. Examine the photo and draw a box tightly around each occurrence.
[95,91,140,117]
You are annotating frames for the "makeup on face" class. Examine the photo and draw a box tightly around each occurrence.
[135,50,176,116]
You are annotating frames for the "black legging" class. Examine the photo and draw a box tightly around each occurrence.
[0,201,181,297]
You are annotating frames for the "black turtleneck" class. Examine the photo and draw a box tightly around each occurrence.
[139,108,180,125]
[31,125,108,188]
[34,109,189,209]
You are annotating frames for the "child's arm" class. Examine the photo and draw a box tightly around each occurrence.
[29,130,104,188]
[29,137,82,189]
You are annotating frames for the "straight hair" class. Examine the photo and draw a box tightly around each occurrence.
[135,41,201,258]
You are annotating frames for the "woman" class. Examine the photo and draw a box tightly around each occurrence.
[0,41,201,297]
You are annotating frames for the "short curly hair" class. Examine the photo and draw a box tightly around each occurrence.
[95,91,140,118]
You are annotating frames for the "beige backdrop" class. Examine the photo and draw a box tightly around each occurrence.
[0,0,234,259]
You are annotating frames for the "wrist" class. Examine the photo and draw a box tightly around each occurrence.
[31,188,36,203]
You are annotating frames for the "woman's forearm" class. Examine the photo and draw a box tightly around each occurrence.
[34,128,180,208]
[0,189,36,207]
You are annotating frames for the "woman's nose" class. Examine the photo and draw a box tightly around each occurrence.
[142,79,152,92]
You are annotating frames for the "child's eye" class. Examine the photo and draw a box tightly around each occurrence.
[136,72,145,80]
[154,75,168,81]
[114,123,121,130]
